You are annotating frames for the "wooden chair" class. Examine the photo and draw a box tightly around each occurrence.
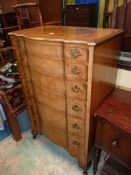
[12,2,43,30]
[0,46,15,66]
[0,84,25,141]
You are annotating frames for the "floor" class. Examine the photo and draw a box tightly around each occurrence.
[0,124,11,141]
[0,131,105,175]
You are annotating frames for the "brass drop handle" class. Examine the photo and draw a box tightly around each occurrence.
[70,48,81,58]
[71,66,80,75]
[73,141,80,147]
[112,140,119,147]
[72,105,81,112]
[72,85,81,93]
[72,123,80,129]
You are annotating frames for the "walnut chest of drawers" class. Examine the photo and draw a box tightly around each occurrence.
[9,26,124,171]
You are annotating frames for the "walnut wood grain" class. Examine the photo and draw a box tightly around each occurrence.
[94,88,131,172]
[9,26,124,170]
[95,88,131,135]
[9,26,123,45]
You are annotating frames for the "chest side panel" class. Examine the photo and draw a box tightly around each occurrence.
[89,35,123,153]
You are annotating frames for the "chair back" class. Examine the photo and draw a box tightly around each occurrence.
[12,2,43,29]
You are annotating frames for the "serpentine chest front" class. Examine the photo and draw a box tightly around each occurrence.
[10,26,123,169]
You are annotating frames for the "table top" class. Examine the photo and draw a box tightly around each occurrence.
[95,88,131,135]
[9,25,124,46]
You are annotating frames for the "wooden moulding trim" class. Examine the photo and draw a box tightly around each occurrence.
[62,42,69,150]
[22,37,41,133]
[85,45,94,165]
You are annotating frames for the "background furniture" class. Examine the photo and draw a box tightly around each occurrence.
[0,46,15,66]
[65,4,97,26]
[93,88,131,174]
[101,157,131,175]
[12,2,43,29]
[0,85,23,141]
[10,26,123,174]
[0,0,63,25]
[0,11,18,46]
[0,61,27,141]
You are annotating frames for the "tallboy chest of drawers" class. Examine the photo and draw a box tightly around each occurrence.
[9,26,123,173]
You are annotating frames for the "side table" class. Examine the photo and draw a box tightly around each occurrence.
[93,88,131,174]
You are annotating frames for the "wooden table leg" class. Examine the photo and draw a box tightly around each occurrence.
[93,146,101,175]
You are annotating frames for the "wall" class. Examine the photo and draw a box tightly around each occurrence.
[116,69,131,91]
[39,0,62,23]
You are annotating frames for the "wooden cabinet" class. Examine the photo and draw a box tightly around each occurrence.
[9,26,123,172]
[65,4,97,27]
[93,88,131,174]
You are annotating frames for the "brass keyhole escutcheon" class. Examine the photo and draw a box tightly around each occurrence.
[70,48,81,58]
[73,141,80,147]
[72,105,81,112]
[72,85,81,93]
[72,123,80,129]
[71,66,80,75]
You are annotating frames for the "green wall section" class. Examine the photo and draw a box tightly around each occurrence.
[98,0,105,27]
[66,0,75,5]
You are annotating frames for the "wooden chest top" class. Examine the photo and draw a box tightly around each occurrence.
[9,25,123,45]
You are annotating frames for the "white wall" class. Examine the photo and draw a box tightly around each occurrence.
[116,69,131,91]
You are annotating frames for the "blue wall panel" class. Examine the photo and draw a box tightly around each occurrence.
[75,0,97,4]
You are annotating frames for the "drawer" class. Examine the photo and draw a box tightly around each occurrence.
[68,116,85,137]
[37,103,67,149]
[25,39,63,60]
[69,134,85,152]
[66,5,90,15]
[68,134,85,164]
[67,99,86,118]
[33,87,66,112]
[66,80,87,100]
[28,54,64,76]
[96,119,131,168]
[64,43,88,63]
[65,63,87,80]
[30,70,65,96]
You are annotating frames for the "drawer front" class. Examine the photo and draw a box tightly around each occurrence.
[66,5,90,15]
[33,87,66,112]
[67,99,86,118]
[30,70,65,96]
[65,63,87,80]
[25,39,63,60]
[28,54,64,76]
[69,135,84,152]
[66,80,87,100]
[37,103,67,149]
[64,44,88,63]
[68,134,85,164]
[68,116,85,138]
[96,119,131,167]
